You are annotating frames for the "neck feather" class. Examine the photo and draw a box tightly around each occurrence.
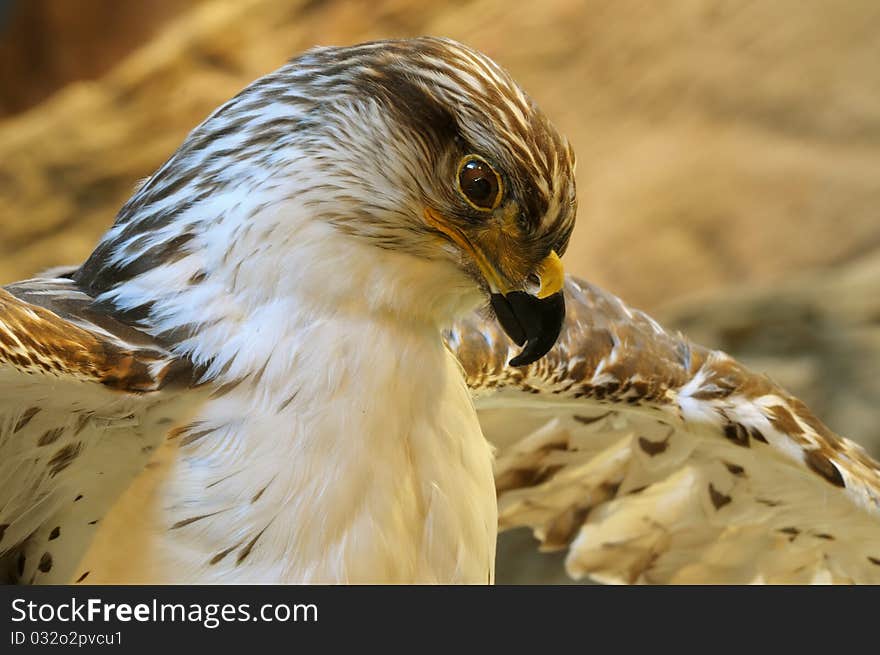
[98,203,484,384]
[82,211,498,582]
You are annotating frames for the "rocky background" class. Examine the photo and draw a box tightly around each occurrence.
[1,0,878,583]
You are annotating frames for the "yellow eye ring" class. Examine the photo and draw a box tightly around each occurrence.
[456,155,503,211]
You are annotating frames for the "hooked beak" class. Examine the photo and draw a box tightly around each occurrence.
[489,252,565,367]
[424,207,566,367]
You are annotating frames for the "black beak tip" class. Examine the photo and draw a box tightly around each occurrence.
[490,290,565,367]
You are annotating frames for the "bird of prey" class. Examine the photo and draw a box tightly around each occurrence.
[1,37,879,585]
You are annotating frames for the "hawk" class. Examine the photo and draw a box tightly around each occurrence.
[1,37,879,584]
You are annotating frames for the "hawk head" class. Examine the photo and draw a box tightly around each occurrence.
[77,37,577,366]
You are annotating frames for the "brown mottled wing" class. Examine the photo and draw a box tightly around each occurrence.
[448,277,880,584]
[0,287,174,391]
[0,278,190,583]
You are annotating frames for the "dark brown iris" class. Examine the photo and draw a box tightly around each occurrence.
[457,156,501,210]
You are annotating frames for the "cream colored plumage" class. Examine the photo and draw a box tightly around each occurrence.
[1,37,879,585]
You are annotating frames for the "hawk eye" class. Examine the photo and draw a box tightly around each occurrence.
[457,156,502,211]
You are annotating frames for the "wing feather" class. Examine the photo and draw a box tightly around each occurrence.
[0,277,192,582]
[449,277,880,584]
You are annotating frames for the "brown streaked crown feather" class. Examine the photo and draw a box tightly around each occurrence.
[73,37,576,310]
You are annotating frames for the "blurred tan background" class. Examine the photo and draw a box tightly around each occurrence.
[1,0,879,582]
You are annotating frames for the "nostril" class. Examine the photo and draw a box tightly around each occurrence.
[526,273,542,294]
